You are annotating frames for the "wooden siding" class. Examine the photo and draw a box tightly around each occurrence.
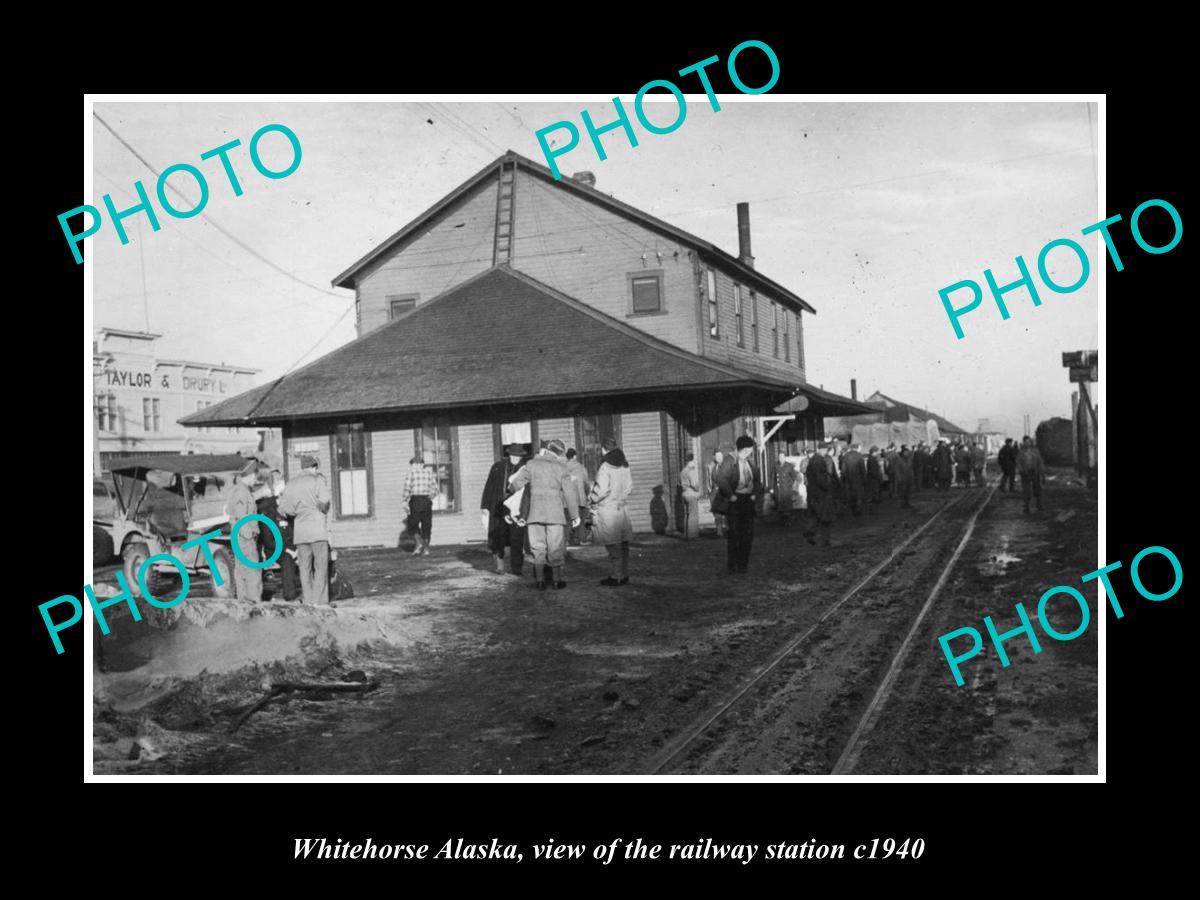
[620,412,664,534]
[285,422,495,549]
[356,179,499,335]
[284,415,678,548]
[701,265,809,383]
[511,171,698,354]
[536,417,575,450]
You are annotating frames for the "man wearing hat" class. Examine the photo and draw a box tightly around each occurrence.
[480,443,529,575]
[507,438,581,589]
[932,438,954,492]
[803,441,838,547]
[226,461,264,602]
[401,452,438,556]
[714,435,764,574]
[279,454,332,605]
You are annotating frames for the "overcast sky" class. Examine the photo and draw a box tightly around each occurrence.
[91,99,1098,438]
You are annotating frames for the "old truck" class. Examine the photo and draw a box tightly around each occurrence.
[102,454,254,598]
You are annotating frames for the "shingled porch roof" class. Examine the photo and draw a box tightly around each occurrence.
[179,267,800,428]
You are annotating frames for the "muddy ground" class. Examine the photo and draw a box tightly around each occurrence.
[92,471,1097,775]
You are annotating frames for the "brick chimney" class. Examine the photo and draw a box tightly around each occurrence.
[737,202,754,268]
[572,171,596,188]
[851,379,858,400]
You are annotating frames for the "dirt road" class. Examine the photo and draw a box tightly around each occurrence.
[94,475,1097,775]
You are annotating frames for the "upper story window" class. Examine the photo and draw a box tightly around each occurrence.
[96,393,119,433]
[751,291,759,352]
[771,302,779,358]
[388,295,418,320]
[142,397,161,432]
[797,311,806,370]
[705,268,719,339]
[783,308,791,363]
[628,270,664,315]
[733,284,744,347]
[334,423,372,518]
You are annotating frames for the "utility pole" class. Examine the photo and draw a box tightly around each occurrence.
[1062,351,1099,483]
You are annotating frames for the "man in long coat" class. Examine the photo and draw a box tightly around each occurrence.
[507,439,580,590]
[932,439,954,491]
[803,442,837,547]
[997,438,1018,493]
[913,442,928,492]
[840,443,867,515]
[480,443,528,575]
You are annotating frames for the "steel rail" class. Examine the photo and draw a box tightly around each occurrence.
[645,488,982,775]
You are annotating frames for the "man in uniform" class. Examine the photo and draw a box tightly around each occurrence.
[507,439,580,590]
[803,441,837,547]
[480,444,528,575]
[225,461,263,602]
[278,455,332,605]
[715,435,764,574]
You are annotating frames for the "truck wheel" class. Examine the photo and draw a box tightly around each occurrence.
[121,542,159,598]
[211,546,236,598]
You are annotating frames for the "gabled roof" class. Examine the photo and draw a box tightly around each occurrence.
[331,151,816,315]
[180,267,797,427]
[867,392,970,436]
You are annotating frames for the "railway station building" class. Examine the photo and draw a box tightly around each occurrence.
[180,151,867,547]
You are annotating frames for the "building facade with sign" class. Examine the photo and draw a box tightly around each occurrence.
[182,152,867,547]
[93,327,262,472]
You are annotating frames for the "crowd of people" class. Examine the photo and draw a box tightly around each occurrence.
[474,431,1049,587]
[221,453,336,605]
[479,438,630,590]
[690,433,1050,576]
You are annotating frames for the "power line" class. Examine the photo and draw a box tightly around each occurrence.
[242,301,358,420]
[93,112,350,301]
[646,145,1094,219]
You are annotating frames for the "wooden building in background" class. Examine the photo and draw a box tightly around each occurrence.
[181,152,865,547]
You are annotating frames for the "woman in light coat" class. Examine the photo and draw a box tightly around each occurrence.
[590,444,634,586]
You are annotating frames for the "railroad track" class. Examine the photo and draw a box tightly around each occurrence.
[644,484,999,775]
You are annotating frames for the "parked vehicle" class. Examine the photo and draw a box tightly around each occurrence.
[102,455,259,598]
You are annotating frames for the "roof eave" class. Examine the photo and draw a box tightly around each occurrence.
[182,378,796,428]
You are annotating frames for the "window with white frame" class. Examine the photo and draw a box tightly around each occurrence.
[333,423,372,517]
[705,268,719,338]
[733,284,744,347]
[417,420,459,512]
